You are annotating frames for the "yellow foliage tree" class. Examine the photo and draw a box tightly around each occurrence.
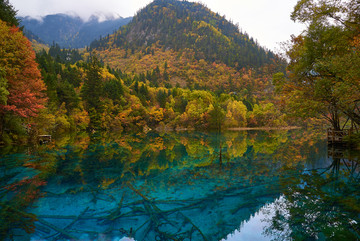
[225,100,247,127]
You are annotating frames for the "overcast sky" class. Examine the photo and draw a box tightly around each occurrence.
[10,0,305,52]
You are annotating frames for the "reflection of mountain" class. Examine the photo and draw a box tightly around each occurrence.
[5,130,355,240]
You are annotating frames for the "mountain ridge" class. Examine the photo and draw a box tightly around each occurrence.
[20,13,132,48]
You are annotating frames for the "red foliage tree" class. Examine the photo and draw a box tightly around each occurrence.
[0,20,47,120]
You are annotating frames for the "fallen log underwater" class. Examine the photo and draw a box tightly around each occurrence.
[29,176,284,241]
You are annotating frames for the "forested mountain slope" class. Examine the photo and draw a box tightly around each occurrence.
[90,0,275,69]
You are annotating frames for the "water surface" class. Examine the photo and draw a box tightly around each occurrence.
[1,130,359,240]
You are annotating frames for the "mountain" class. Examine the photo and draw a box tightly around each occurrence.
[90,0,275,69]
[20,14,132,48]
[89,0,281,92]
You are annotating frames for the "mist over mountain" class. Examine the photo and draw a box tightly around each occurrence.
[20,13,132,48]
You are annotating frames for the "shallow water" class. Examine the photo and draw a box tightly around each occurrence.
[1,130,359,240]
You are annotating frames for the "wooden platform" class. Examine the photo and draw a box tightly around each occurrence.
[327,128,351,144]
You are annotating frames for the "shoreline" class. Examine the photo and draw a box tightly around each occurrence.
[226,126,301,131]
[154,126,302,132]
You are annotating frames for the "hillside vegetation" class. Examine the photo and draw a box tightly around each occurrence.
[3,0,359,145]
[90,0,274,69]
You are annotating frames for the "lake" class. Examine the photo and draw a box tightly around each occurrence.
[1,130,359,240]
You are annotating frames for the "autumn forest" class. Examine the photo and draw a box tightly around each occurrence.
[0,0,359,145]
[1,0,360,240]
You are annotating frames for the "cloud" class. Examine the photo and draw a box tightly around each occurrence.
[191,0,304,51]
[11,0,152,20]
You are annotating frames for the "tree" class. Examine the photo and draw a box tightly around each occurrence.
[0,20,47,136]
[56,80,80,111]
[208,100,225,131]
[225,100,247,127]
[82,55,103,111]
[0,0,20,27]
[157,89,167,108]
[163,61,169,81]
[103,78,124,102]
[278,0,360,130]
[0,67,9,105]
[81,55,104,129]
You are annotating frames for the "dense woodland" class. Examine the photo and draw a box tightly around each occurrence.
[0,0,359,145]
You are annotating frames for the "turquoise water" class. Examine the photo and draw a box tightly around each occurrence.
[1,130,359,240]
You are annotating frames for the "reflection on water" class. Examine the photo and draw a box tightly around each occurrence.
[223,196,288,241]
[0,130,359,240]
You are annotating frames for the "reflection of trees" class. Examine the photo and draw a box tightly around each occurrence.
[23,131,305,240]
[1,129,332,240]
[262,149,360,241]
[0,152,45,239]
[249,131,288,155]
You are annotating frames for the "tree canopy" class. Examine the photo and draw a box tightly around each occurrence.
[275,0,360,130]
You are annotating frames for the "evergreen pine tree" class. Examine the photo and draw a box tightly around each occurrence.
[81,56,103,112]
[0,0,20,27]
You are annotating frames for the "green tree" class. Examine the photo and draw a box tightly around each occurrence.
[157,89,167,108]
[81,55,104,129]
[62,65,81,88]
[279,0,360,130]
[0,0,20,27]
[56,81,79,111]
[82,55,103,110]
[103,78,124,102]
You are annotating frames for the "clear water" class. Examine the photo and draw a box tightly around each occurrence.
[0,130,359,241]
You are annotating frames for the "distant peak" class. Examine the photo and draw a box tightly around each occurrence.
[20,13,83,24]
[20,12,125,24]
